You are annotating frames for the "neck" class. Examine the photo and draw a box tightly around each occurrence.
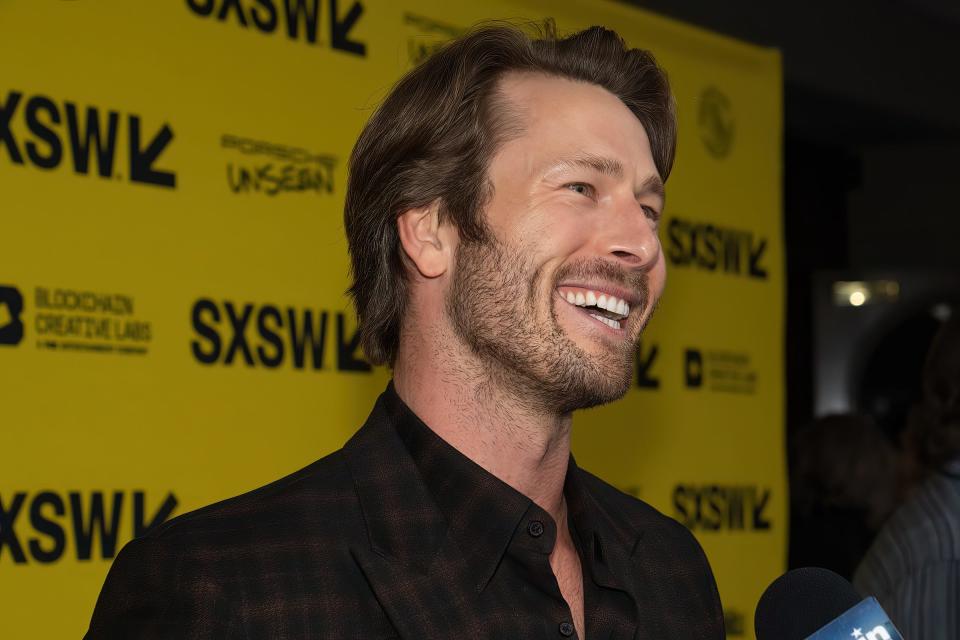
[393,319,573,523]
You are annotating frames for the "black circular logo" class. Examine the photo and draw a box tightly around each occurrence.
[698,87,735,159]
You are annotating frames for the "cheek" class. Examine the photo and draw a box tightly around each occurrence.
[649,255,667,297]
[533,221,591,261]
[517,223,585,270]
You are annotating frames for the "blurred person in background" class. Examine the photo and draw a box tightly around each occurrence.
[855,313,960,639]
[789,413,900,581]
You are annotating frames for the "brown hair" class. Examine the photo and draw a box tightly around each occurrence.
[344,22,677,366]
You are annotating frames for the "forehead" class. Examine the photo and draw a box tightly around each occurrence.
[494,72,656,176]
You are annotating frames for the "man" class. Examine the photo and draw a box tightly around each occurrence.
[86,23,724,639]
[854,315,960,640]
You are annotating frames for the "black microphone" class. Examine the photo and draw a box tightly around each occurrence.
[755,567,903,639]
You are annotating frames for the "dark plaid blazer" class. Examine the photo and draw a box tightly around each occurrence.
[85,386,724,639]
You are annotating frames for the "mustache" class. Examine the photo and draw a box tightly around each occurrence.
[553,258,649,309]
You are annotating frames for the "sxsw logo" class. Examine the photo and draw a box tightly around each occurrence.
[666,216,767,280]
[0,90,176,188]
[673,483,772,531]
[0,490,177,564]
[186,0,366,56]
[0,285,24,346]
[190,298,371,372]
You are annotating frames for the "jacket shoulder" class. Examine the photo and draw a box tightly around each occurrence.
[85,449,376,638]
[146,448,355,544]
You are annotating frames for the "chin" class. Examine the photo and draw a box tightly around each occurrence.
[550,349,635,414]
[537,317,635,413]
[556,383,630,414]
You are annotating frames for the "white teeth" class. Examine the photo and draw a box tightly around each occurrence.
[561,288,630,319]
[589,313,621,330]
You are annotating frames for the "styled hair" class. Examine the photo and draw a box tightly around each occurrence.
[344,22,677,365]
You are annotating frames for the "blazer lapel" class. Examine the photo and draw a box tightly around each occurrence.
[342,392,483,639]
[350,535,483,639]
[591,510,677,639]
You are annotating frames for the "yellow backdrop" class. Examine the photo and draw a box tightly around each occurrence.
[0,1,783,637]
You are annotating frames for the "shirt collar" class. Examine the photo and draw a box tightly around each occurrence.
[384,381,634,594]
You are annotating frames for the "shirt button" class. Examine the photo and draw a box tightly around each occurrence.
[558,621,575,637]
[527,520,544,537]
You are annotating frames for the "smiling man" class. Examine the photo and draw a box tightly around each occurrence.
[86,23,724,640]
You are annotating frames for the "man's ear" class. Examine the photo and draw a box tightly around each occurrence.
[397,200,455,278]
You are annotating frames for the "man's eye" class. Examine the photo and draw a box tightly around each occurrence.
[642,205,661,222]
[566,183,594,198]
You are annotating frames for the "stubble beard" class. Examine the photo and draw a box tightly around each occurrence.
[446,234,650,415]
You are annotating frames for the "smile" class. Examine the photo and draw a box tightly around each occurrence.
[556,286,630,330]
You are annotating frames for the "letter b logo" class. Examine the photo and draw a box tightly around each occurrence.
[0,285,24,346]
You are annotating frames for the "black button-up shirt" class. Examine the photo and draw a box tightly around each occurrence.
[392,387,638,639]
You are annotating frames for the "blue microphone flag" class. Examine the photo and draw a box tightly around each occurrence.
[806,597,903,639]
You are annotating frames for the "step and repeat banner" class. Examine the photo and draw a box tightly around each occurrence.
[0,0,784,637]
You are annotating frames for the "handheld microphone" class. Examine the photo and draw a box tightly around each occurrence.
[755,567,904,640]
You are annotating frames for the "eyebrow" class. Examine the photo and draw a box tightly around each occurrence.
[639,173,666,206]
[555,153,666,205]
[565,153,624,179]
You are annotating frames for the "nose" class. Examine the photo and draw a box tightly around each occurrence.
[597,198,661,271]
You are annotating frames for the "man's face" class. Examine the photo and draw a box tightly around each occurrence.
[446,72,667,414]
